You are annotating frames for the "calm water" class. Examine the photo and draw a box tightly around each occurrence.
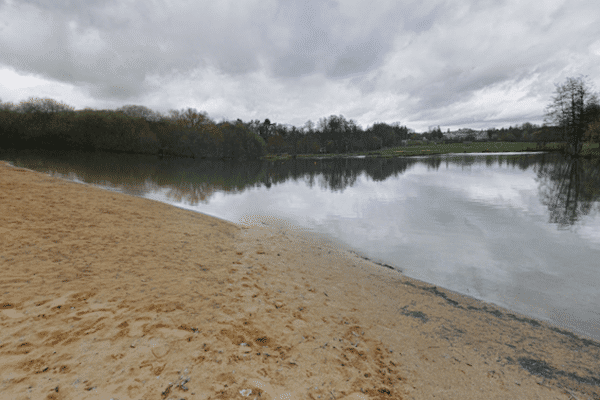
[3,150,600,342]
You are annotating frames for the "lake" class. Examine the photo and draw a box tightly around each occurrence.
[2,149,599,342]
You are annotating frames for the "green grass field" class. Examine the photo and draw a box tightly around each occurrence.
[378,141,590,157]
[262,142,600,161]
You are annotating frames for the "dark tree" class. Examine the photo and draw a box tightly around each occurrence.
[259,119,273,142]
[545,76,600,156]
[370,123,395,148]
[116,105,163,122]
[584,102,600,144]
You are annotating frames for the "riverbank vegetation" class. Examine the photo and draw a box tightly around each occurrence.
[1,76,599,160]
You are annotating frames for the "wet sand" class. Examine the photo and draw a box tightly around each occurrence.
[1,160,599,400]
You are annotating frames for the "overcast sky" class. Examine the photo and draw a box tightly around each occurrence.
[1,0,599,132]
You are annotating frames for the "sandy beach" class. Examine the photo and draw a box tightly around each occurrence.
[1,160,599,400]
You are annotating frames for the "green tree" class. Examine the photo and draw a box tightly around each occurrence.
[430,126,443,140]
[532,126,559,149]
[545,76,600,156]
[371,123,395,148]
[318,115,352,152]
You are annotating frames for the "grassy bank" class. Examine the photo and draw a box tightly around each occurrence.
[261,141,600,161]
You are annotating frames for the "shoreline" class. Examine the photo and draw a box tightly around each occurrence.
[1,160,599,400]
[346,249,600,344]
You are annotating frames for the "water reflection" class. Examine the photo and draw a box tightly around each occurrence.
[4,150,599,229]
[534,154,600,229]
[2,149,600,341]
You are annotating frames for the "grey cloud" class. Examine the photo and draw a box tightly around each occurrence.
[1,1,172,98]
[396,8,600,117]
[265,0,431,79]
[409,95,546,130]
[414,68,513,110]
[327,36,384,78]
[401,3,445,33]
[1,0,599,131]
[1,0,446,98]
[1,0,269,98]
[271,54,318,78]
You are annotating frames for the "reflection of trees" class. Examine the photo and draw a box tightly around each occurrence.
[318,159,359,191]
[535,153,600,228]
[2,150,264,205]
[7,150,597,221]
[262,158,414,188]
[424,157,443,171]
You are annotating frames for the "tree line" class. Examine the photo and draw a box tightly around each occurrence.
[0,98,414,159]
[246,116,411,154]
[0,100,266,160]
[1,75,599,159]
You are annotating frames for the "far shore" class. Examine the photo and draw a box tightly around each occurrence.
[261,141,599,161]
[1,160,599,400]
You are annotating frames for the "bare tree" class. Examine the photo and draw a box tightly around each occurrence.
[168,107,211,129]
[0,98,16,111]
[116,104,163,122]
[545,76,599,156]
[15,97,75,113]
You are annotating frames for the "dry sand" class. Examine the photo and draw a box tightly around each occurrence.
[0,160,599,400]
